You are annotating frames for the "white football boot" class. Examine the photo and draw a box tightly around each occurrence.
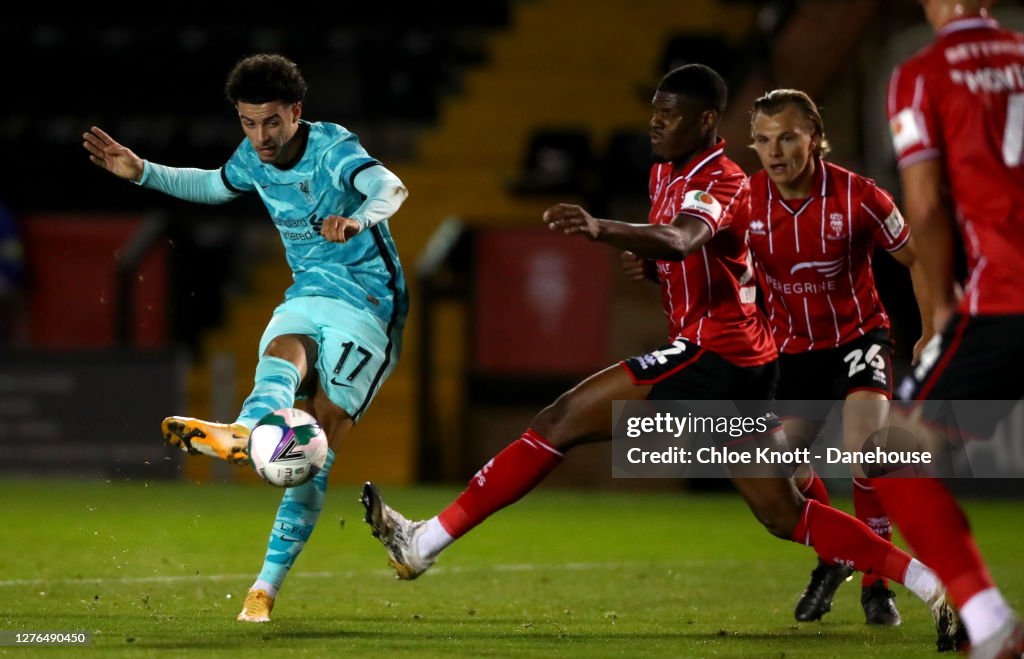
[361,482,436,580]
[930,589,969,653]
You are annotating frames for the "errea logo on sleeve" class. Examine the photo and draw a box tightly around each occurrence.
[681,190,722,221]
[889,108,924,154]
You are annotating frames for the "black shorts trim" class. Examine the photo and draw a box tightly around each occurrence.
[622,340,778,401]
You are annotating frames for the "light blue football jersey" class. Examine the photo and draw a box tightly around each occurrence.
[221,121,407,328]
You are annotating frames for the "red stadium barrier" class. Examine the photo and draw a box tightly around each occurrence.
[22,214,168,348]
[473,227,611,376]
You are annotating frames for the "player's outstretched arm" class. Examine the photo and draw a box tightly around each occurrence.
[84,125,238,206]
[543,203,710,260]
[83,126,144,182]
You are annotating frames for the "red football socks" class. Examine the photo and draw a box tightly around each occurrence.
[872,477,995,608]
[853,477,893,588]
[799,470,830,506]
[438,429,564,539]
[792,499,911,584]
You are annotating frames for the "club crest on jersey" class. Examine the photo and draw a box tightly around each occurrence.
[828,213,846,240]
[749,219,766,235]
[298,180,315,204]
[681,189,723,221]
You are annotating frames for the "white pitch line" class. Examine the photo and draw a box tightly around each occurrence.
[0,561,671,588]
[0,571,355,588]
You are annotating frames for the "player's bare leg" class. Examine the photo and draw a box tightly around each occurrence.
[363,364,650,579]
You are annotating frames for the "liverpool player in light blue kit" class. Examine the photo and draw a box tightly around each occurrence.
[83,54,408,622]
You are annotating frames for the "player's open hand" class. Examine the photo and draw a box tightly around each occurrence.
[82,126,145,182]
[543,203,601,240]
[321,216,362,243]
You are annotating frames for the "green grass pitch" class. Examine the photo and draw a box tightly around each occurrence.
[1,480,1020,657]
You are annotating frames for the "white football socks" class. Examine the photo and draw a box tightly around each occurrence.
[416,517,454,559]
[903,558,943,604]
[960,588,1014,646]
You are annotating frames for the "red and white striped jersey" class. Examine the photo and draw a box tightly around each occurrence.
[747,161,909,354]
[888,15,1024,315]
[648,139,776,367]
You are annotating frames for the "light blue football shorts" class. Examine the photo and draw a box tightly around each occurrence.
[257,296,404,421]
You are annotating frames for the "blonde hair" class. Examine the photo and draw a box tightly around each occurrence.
[751,88,831,158]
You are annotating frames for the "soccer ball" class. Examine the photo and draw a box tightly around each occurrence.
[248,408,329,487]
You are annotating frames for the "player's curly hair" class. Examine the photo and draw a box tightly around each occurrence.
[657,64,728,116]
[750,89,831,158]
[225,54,307,105]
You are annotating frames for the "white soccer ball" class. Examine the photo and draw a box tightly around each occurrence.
[248,408,329,487]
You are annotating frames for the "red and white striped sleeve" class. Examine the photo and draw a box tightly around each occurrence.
[861,181,910,252]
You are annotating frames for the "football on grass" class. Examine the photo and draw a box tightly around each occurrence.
[248,408,329,487]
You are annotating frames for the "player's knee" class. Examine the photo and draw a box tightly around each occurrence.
[754,503,801,539]
[761,514,798,539]
[792,464,813,491]
[311,396,353,448]
[264,334,316,366]
[531,395,581,451]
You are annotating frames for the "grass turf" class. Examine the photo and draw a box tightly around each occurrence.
[1,480,1020,657]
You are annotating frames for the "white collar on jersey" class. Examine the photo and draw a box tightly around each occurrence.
[938,14,999,38]
[674,138,726,180]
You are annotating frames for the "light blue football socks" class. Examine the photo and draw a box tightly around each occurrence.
[252,448,335,597]
[236,356,301,429]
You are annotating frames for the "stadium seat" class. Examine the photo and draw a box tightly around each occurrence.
[600,129,653,196]
[510,129,596,196]
[659,33,737,82]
